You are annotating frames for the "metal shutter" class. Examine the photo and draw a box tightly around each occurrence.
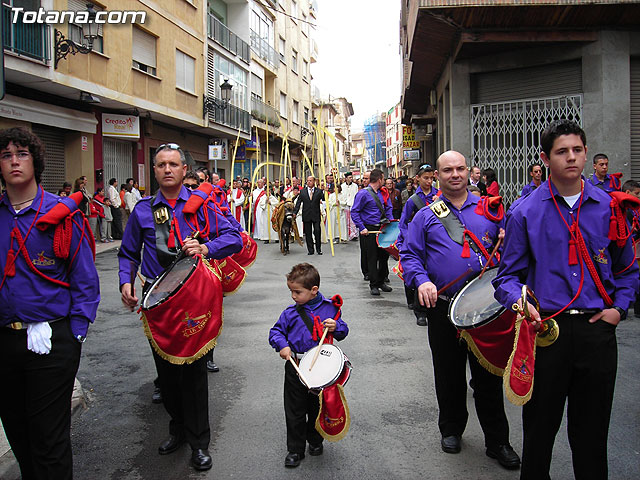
[132,27,156,68]
[32,125,66,193]
[631,58,640,180]
[103,138,133,187]
[472,60,583,104]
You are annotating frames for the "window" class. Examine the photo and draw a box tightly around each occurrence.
[251,73,263,102]
[304,107,309,126]
[279,37,286,63]
[292,100,299,124]
[132,27,157,75]
[302,59,308,81]
[68,0,103,54]
[280,92,287,118]
[301,12,308,36]
[291,49,298,73]
[251,9,273,46]
[291,0,298,21]
[176,50,195,93]
[213,53,248,110]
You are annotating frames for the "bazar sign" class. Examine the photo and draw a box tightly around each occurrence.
[102,114,139,139]
[402,125,419,149]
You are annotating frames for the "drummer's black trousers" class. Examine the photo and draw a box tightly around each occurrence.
[284,360,323,453]
[361,226,389,288]
[152,350,210,450]
[520,313,616,480]
[425,299,510,448]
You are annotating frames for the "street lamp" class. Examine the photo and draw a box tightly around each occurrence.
[203,79,234,118]
[54,3,98,69]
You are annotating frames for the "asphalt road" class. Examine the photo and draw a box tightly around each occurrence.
[10,239,637,479]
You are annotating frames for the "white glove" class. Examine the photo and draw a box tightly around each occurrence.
[27,322,52,355]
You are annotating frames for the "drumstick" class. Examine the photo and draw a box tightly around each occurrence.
[478,237,503,280]
[437,268,473,295]
[367,230,382,234]
[288,357,310,388]
[308,327,329,371]
[137,272,145,283]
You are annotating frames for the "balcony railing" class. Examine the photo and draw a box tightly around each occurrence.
[207,14,250,64]
[250,30,277,69]
[250,96,280,128]
[205,95,251,133]
[2,5,50,63]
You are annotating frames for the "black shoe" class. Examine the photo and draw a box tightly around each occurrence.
[441,435,461,454]
[206,360,219,372]
[384,277,390,283]
[158,435,185,455]
[486,444,520,469]
[264,240,270,244]
[285,452,305,468]
[370,287,381,296]
[308,252,314,255]
[363,274,369,281]
[416,316,427,326]
[308,443,323,456]
[152,387,162,404]
[316,251,323,255]
[190,449,212,471]
[380,284,393,292]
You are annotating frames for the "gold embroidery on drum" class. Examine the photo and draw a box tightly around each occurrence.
[154,206,170,224]
[594,248,608,265]
[181,311,211,337]
[429,200,450,218]
[323,414,345,427]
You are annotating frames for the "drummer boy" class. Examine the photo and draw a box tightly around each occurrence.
[269,263,349,468]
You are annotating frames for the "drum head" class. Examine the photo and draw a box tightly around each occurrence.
[142,256,199,309]
[298,344,345,390]
[377,221,399,249]
[448,267,504,329]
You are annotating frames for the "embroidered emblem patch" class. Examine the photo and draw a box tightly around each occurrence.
[513,355,532,382]
[594,248,608,265]
[482,231,491,244]
[181,311,211,337]
[32,251,55,267]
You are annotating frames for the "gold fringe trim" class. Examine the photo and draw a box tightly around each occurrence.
[141,310,224,365]
[460,331,505,377]
[503,314,535,406]
[315,384,351,442]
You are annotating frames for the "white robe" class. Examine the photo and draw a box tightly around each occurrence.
[228,188,246,230]
[328,191,348,241]
[252,188,267,239]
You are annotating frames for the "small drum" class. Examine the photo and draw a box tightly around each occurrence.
[449,267,504,329]
[298,344,352,393]
[141,255,223,364]
[376,220,400,260]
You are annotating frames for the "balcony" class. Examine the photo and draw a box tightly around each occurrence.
[310,38,318,63]
[207,14,250,64]
[251,96,280,128]
[2,5,50,63]
[250,30,277,69]
[205,95,250,133]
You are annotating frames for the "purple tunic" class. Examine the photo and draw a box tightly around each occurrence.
[0,187,100,336]
[493,178,638,311]
[520,181,539,198]
[588,173,620,193]
[269,292,349,354]
[351,187,394,229]
[400,192,504,297]
[118,185,243,286]
[396,187,438,251]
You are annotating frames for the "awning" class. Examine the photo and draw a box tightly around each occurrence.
[0,94,98,133]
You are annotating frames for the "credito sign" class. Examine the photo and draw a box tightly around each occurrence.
[102,113,140,139]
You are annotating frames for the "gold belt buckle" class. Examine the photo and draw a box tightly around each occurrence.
[9,322,23,330]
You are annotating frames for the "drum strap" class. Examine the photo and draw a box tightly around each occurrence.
[295,304,316,337]
[151,197,179,268]
[409,193,426,211]
[365,187,390,225]
[429,198,480,255]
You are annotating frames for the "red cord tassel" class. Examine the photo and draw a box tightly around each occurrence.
[5,249,15,277]
[461,236,470,258]
[608,214,617,243]
[568,239,578,265]
[474,198,484,215]
[168,220,176,249]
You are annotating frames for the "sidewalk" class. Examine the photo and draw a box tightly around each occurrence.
[0,241,118,479]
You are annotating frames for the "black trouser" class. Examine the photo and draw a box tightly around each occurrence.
[424,299,510,447]
[359,233,368,277]
[362,225,389,288]
[0,320,81,480]
[152,349,210,450]
[405,284,426,320]
[303,220,322,254]
[111,205,123,239]
[520,314,617,480]
[284,360,323,453]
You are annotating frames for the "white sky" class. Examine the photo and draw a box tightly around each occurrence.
[310,0,401,132]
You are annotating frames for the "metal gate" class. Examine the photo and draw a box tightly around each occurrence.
[471,94,583,205]
[103,138,133,187]
[32,125,65,193]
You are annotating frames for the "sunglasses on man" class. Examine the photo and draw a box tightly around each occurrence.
[156,143,181,154]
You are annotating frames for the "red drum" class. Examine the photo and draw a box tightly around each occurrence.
[231,231,258,268]
[141,255,223,365]
[376,220,400,260]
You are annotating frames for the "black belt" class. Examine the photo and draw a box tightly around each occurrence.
[540,309,600,316]
[2,316,67,330]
